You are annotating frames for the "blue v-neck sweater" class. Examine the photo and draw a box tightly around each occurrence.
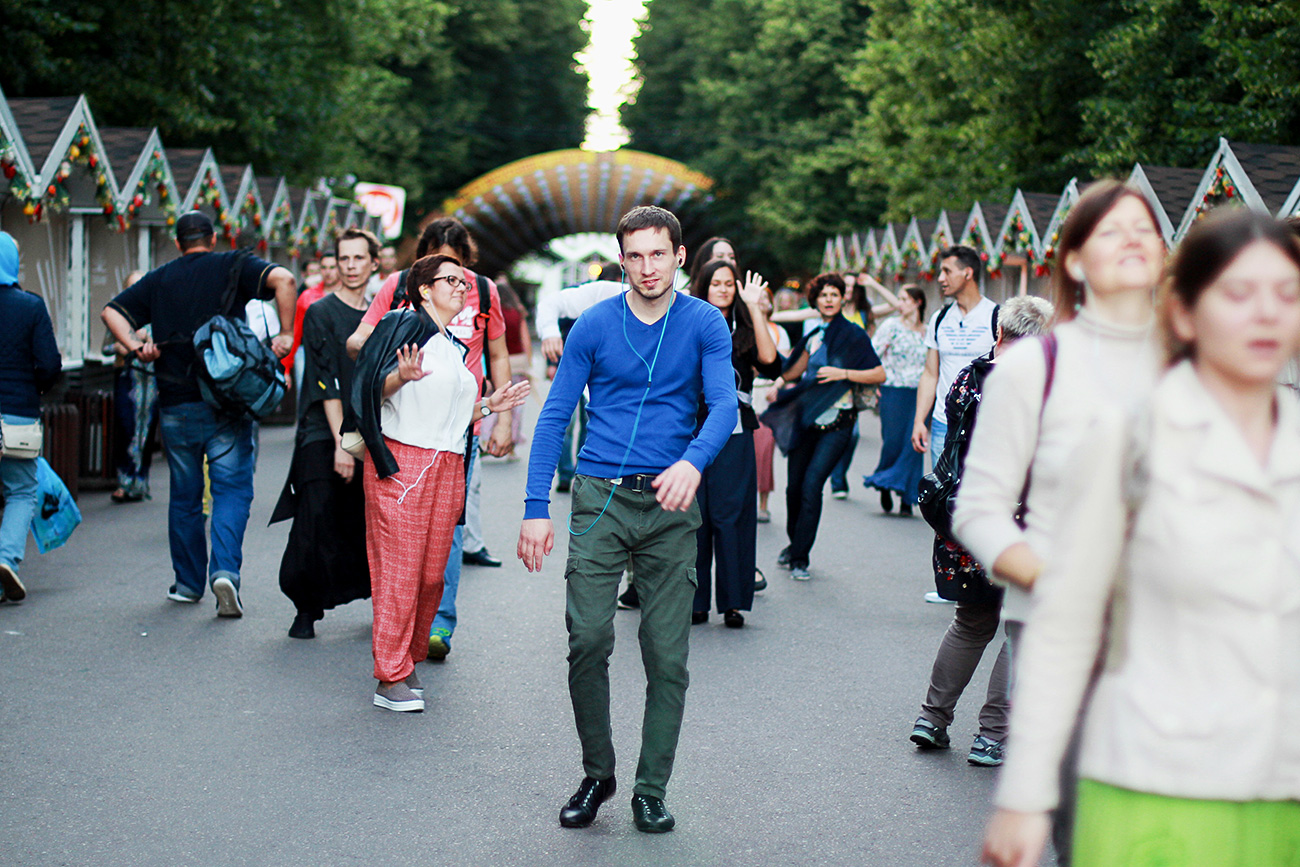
[524,292,736,520]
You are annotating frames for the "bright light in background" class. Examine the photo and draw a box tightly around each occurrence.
[578,0,648,152]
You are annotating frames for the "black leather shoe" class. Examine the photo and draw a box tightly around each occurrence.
[691,611,708,625]
[462,548,502,567]
[559,776,616,828]
[724,609,745,628]
[631,794,675,833]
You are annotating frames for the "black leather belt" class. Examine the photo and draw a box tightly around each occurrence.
[585,473,656,492]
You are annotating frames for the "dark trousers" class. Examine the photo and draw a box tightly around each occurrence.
[919,600,1011,741]
[785,423,855,567]
[565,474,701,799]
[829,419,859,493]
[694,432,757,614]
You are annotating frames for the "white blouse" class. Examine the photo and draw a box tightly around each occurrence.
[380,331,476,454]
[996,361,1300,811]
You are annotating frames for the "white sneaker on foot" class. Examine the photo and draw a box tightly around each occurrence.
[212,576,243,618]
[924,591,955,604]
[374,681,425,712]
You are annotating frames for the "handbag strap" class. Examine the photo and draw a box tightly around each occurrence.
[1014,333,1059,529]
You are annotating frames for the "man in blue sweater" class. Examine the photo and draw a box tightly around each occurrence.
[518,206,735,833]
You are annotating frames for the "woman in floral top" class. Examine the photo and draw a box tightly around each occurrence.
[863,286,928,513]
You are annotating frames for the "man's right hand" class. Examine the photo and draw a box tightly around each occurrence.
[541,336,564,363]
[911,420,930,454]
[518,518,554,573]
[134,341,161,363]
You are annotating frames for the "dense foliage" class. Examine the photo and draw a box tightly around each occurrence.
[625,0,1300,273]
[0,0,589,230]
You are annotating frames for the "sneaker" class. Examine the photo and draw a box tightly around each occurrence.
[374,681,425,712]
[753,568,768,592]
[211,576,243,618]
[968,734,1005,767]
[756,508,771,523]
[776,546,792,568]
[167,585,201,604]
[910,717,951,750]
[428,627,452,661]
[832,489,848,500]
[617,584,640,610]
[924,591,955,604]
[0,563,25,602]
[404,671,424,697]
[790,565,811,581]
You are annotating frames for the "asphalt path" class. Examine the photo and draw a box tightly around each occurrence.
[0,401,1046,866]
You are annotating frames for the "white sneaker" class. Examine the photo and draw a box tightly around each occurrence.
[790,566,811,581]
[0,563,25,602]
[924,591,955,604]
[212,576,243,618]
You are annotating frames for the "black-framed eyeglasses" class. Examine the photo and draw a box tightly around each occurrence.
[434,274,467,290]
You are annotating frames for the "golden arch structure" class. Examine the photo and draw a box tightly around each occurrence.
[442,149,714,275]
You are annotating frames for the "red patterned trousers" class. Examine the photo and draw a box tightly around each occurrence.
[363,439,465,683]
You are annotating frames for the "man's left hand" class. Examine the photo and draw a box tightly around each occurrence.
[652,460,701,511]
[271,333,293,359]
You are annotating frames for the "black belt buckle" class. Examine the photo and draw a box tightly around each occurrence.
[612,473,654,492]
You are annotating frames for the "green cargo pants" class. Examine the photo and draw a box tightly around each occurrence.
[564,473,700,799]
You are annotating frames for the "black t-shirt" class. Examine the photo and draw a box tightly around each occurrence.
[107,251,278,406]
[298,293,366,446]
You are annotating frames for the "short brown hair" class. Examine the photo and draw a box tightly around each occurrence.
[616,205,682,253]
[407,254,463,305]
[417,218,477,265]
[335,226,381,260]
[806,272,846,304]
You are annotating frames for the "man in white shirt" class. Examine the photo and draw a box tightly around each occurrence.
[911,245,999,467]
[911,245,998,605]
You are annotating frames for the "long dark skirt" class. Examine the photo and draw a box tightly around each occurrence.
[695,431,757,613]
[277,439,371,615]
[863,385,923,505]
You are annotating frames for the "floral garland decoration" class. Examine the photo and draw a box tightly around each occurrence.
[125,149,178,228]
[1,134,35,211]
[964,219,1001,279]
[1193,165,1238,220]
[195,174,235,243]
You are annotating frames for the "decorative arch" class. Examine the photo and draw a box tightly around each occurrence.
[442,149,714,274]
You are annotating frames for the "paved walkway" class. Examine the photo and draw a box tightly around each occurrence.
[0,404,1035,866]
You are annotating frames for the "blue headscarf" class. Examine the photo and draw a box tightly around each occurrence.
[0,231,17,285]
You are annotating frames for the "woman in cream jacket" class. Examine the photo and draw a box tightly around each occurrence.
[983,209,1300,866]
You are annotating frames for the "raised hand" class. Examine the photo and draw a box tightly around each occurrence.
[489,379,532,413]
[395,343,427,383]
[739,271,770,309]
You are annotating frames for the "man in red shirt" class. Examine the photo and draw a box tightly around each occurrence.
[346,217,511,660]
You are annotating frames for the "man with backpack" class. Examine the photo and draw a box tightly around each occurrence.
[103,211,296,618]
[908,296,1053,767]
[346,217,510,660]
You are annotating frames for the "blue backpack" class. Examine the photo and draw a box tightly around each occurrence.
[192,249,287,420]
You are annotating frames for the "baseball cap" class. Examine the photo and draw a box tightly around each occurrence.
[175,211,215,241]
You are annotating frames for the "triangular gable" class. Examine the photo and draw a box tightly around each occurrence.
[0,86,39,204]
[832,235,848,272]
[223,165,264,234]
[847,233,864,272]
[1175,138,1266,240]
[960,203,999,275]
[994,190,1046,270]
[1127,164,1180,244]
[901,219,927,271]
[8,95,120,222]
[1040,179,1080,273]
[259,177,294,247]
[293,189,327,257]
[821,238,836,273]
[878,224,902,279]
[104,129,180,228]
[177,149,235,240]
[926,211,958,277]
[859,229,879,275]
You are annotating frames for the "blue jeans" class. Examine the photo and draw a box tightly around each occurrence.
[0,415,40,574]
[432,434,476,638]
[785,422,856,567]
[159,402,256,598]
[930,417,948,471]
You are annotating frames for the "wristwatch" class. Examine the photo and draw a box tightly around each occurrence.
[479,403,492,417]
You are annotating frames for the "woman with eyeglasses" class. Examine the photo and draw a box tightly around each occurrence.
[351,254,528,712]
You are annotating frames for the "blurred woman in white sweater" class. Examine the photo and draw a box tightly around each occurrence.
[982,207,1300,867]
[952,180,1166,862]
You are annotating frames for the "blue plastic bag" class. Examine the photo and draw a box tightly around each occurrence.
[31,457,81,553]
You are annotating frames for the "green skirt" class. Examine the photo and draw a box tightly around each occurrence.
[1074,779,1300,867]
